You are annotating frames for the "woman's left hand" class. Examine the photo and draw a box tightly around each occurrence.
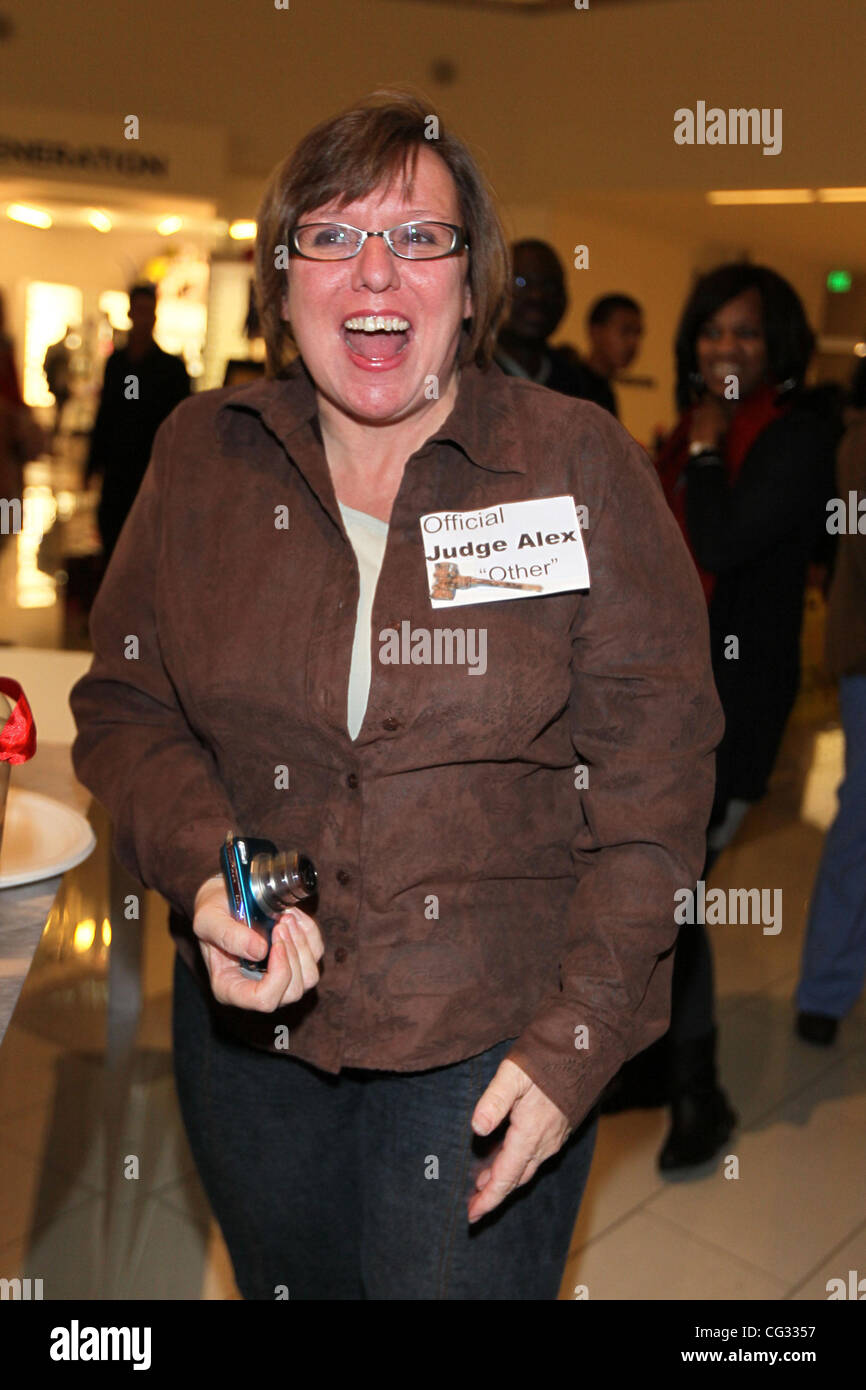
[467,1059,573,1223]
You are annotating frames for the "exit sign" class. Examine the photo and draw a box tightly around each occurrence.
[827,270,853,293]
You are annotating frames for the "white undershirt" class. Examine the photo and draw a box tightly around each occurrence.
[337,501,390,740]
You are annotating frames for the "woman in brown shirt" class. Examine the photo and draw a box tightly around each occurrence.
[70,92,722,1300]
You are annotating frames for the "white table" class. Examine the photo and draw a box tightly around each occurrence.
[0,742,94,1043]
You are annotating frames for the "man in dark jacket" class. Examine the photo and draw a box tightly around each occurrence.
[86,282,190,560]
[494,241,590,399]
[494,243,642,420]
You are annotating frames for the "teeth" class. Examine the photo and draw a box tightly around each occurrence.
[343,315,410,332]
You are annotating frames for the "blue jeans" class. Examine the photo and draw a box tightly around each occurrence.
[797,674,866,1018]
[172,954,598,1300]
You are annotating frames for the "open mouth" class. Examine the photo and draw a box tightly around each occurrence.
[342,314,412,363]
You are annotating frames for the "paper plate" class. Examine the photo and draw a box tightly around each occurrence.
[0,788,96,888]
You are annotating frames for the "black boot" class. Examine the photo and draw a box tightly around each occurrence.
[600,1033,671,1114]
[658,1029,737,1172]
[796,1011,838,1046]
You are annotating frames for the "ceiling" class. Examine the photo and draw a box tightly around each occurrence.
[391,0,683,7]
[573,189,866,277]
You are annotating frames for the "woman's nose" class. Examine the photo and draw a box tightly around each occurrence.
[351,235,401,292]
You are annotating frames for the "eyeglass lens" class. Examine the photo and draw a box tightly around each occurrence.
[293,222,459,259]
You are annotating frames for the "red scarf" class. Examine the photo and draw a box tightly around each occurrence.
[0,677,37,764]
[656,383,790,604]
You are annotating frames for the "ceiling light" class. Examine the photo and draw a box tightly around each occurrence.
[86,208,112,233]
[229,219,256,240]
[817,188,866,203]
[157,215,183,236]
[6,202,52,227]
[706,189,814,205]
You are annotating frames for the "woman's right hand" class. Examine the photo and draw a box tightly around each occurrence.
[192,874,325,1011]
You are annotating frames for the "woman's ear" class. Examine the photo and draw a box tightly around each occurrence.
[463,278,473,322]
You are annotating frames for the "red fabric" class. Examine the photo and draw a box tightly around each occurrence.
[0,677,37,763]
[656,383,789,603]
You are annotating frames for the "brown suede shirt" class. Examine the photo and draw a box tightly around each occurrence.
[69,357,722,1129]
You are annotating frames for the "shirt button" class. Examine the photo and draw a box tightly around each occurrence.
[346,773,359,789]
[382,716,399,732]
[334,946,349,964]
[336,869,351,885]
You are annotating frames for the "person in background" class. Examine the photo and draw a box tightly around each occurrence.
[85,282,190,562]
[574,294,644,419]
[606,263,835,1172]
[0,290,45,540]
[0,290,23,408]
[494,240,587,397]
[795,357,866,1044]
[43,328,73,442]
[0,402,44,554]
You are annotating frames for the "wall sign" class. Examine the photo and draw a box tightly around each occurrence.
[0,136,169,179]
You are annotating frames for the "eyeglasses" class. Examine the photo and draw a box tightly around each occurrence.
[289,221,469,261]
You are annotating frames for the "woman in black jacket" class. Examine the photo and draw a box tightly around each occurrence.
[606,264,836,1170]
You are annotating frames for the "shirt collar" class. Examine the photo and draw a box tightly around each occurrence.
[216,355,527,474]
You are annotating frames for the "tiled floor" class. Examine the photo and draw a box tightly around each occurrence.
[0,441,863,1300]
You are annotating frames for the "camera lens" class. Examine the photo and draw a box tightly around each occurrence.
[298,855,318,896]
[250,850,318,916]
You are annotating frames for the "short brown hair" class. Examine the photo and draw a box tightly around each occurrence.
[254,90,510,376]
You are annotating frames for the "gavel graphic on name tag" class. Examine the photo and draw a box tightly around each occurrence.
[430,561,543,602]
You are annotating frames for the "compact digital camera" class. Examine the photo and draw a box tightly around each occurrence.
[219,831,318,979]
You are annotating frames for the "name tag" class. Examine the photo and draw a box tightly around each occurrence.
[420,496,590,608]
